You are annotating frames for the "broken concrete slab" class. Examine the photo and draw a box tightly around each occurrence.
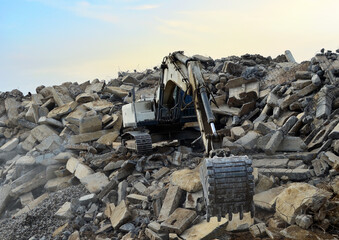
[253,186,285,211]
[69,130,111,144]
[171,168,202,193]
[181,217,228,240]
[44,176,72,192]
[258,168,314,181]
[14,193,49,217]
[79,115,102,134]
[55,202,73,219]
[0,138,19,152]
[22,134,38,151]
[249,223,267,238]
[275,183,331,224]
[30,125,58,142]
[19,192,34,206]
[126,194,148,204]
[83,100,113,112]
[277,136,306,152]
[104,86,129,98]
[145,228,166,240]
[48,86,73,107]
[280,225,336,240]
[0,184,11,216]
[10,170,47,198]
[75,92,98,103]
[109,200,130,229]
[234,131,261,149]
[74,162,95,180]
[158,185,182,222]
[85,82,104,93]
[80,172,110,193]
[252,158,288,168]
[38,116,64,128]
[64,105,87,125]
[152,167,170,180]
[47,101,78,119]
[35,135,63,152]
[96,131,119,146]
[255,174,274,194]
[161,208,197,235]
[66,157,81,174]
[185,190,203,209]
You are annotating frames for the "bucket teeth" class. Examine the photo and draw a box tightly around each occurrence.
[200,156,254,222]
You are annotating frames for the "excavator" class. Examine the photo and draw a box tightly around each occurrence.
[121,51,254,222]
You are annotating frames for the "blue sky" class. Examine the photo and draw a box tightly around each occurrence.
[1,0,339,93]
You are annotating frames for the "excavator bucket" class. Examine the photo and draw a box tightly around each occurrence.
[200,156,255,222]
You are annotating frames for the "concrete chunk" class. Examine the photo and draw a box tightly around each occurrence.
[79,115,102,134]
[158,185,182,222]
[254,186,285,211]
[44,176,72,192]
[275,183,331,224]
[66,157,81,174]
[259,168,313,181]
[69,130,111,144]
[171,168,202,193]
[10,170,47,198]
[47,101,78,119]
[31,125,58,142]
[127,194,148,204]
[252,158,288,168]
[109,200,130,229]
[83,100,113,112]
[153,167,170,180]
[55,202,73,219]
[38,116,63,128]
[161,208,197,235]
[80,172,110,193]
[14,193,49,217]
[181,217,228,240]
[250,223,267,238]
[0,184,11,216]
[0,138,19,152]
[74,163,94,180]
[264,130,284,155]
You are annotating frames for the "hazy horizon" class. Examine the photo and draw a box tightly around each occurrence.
[1,0,339,94]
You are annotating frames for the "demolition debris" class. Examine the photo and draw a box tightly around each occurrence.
[0,49,339,240]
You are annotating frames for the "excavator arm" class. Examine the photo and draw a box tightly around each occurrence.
[160,52,255,221]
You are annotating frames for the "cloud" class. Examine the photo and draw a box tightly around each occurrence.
[128,4,160,10]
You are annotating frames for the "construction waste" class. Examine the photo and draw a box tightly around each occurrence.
[0,49,339,240]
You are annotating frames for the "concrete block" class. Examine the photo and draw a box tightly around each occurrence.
[55,202,73,219]
[79,115,102,134]
[161,208,197,235]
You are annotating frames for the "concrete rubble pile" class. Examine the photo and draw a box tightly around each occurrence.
[0,49,339,240]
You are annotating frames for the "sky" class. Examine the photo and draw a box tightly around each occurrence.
[1,0,339,94]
